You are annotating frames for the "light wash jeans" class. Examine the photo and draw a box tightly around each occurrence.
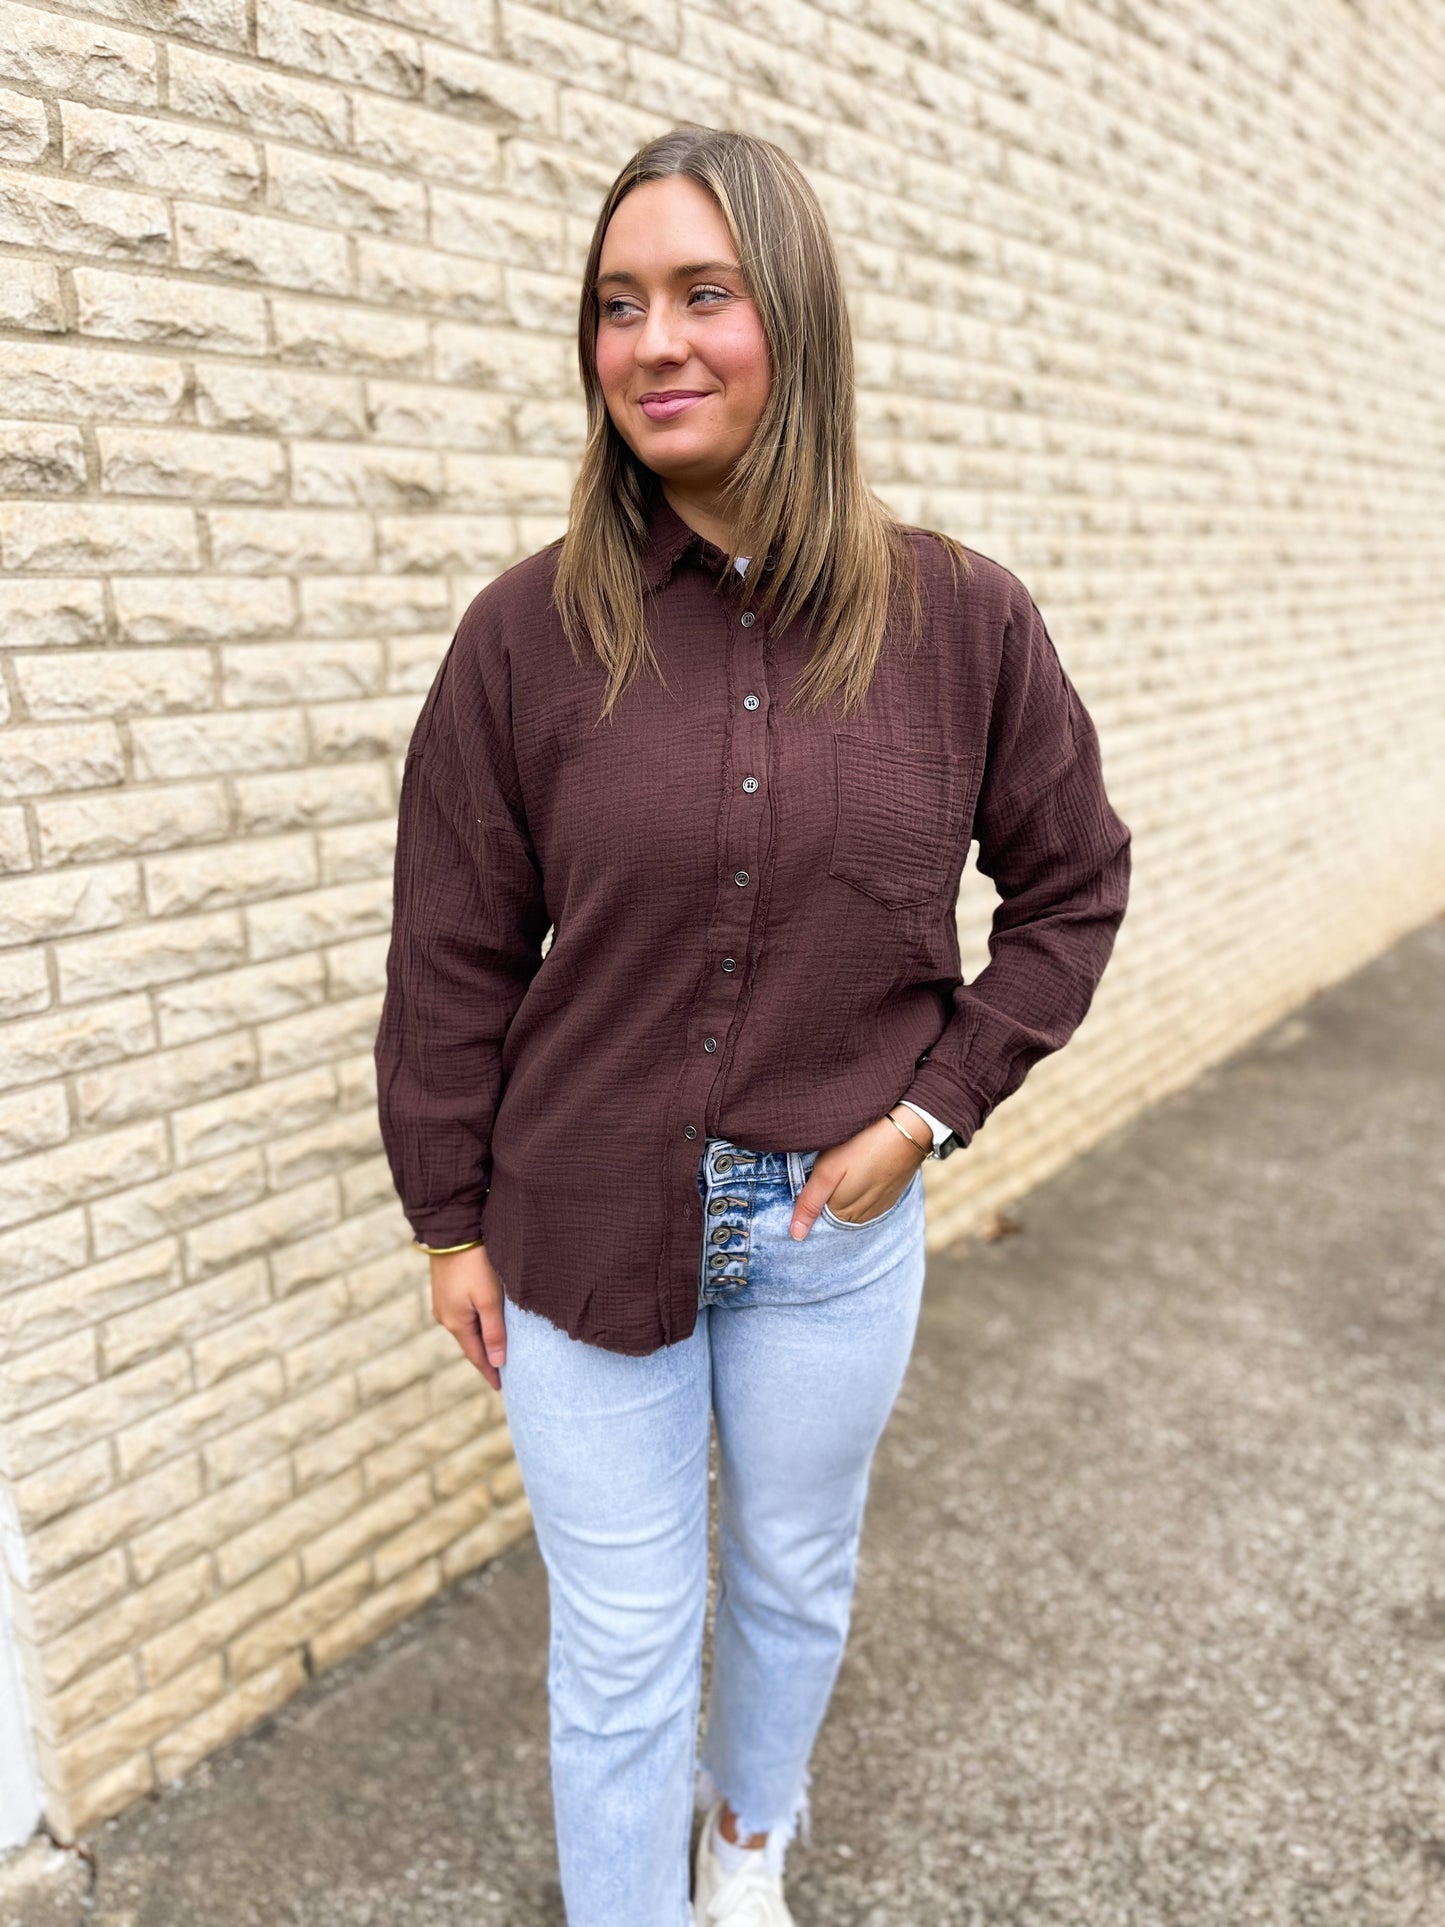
[497,1136,928,1927]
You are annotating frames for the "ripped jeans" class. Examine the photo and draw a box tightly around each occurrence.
[496,1137,928,1927]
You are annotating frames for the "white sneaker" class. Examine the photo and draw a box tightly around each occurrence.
[692,1796,797,1926]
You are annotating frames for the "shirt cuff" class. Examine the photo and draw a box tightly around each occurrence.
[893,1099,952,1151]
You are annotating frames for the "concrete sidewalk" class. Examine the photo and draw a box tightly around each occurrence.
[8,913,1443,1927]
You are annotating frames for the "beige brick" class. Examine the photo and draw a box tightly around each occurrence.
[376,511,516,575]
[0,7,157,105]
[0,160,169,258]
[0,1333,96,1425]
[291,1380,427,1490]
[365,381,509,451]
[0,498,198,571]
[16,648,214,720]
[10,1338,191,1476]
[101,1256,268,1376]
[0,251,63,328]
[0,1225,166,1348]
[60,100,259,199]
[206,505,375,573]
[340,1150,396,1216]
[130,709,306,782]
[168,43,348,147]
[308,1557,442,1673]
[143,830,317,917]
[264,143,426,239]
[323,932,388,997]
[431,1416,515,1500]
[88,1150,263,1261]
[220,640,383,706]
[76,1029,257,1130]
[154,953,325,1046]
[372,1483,492,1587]
[44,1557,211,1694]
[233,762,392,834]
[257,993,380,1078]
[245,875,392,959]
[140,1561,298,1689]
[44,1653,139,1748]
[0,989,154,1088]
[0,722,125,800]
[285,1285,415,1395]
[28,1454,203,1583]
[43,1749,153,1840]
[36,783,230,865]
[255,0,423,96]
[25,1548,129,1648]
[154,1652,306,1785]
[0,858,140,948]
[216,1465,362,1589]
[299,1470,429,1588]
[113,572,292,643]
[440,1494,532,1583]
[57,908,246,1004]
[187,1277,345,1393]
[171,1063,334,1166]
[268,1197,401,1300]
[97,426,284,502]
[0,342,181,427]
[182,1171,339,1281]
[265,1106,380,1191]
[73,263,268,353]
[56,1655,223,1789]
[194,359,366,437]
[201,1375,355,1486]
[11,1439,111,1532]
[289,440,443,508]
[129,1459,290,1587]
[443,451,570,513]
[0,1081,70,1163]
[271,292,429,371]
[0,418,86,492]
[117,1356,285,1481]
[227,1557,370,1680]
[350,89,500,189]
[0,805,31,872]
[0,1117,168,1236]
[298,571,449,635]
[175,198,351,295]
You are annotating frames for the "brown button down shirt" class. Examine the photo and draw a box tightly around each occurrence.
[374,487,1131,1355]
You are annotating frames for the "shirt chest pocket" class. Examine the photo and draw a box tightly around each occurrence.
[827,731,979,910]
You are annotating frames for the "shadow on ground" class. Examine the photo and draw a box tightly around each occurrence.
[14,914,1444,1927]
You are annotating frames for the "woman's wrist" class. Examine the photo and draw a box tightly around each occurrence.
[884,1108,930,1159]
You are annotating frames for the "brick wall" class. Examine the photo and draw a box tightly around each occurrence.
[2,0,1442,1844]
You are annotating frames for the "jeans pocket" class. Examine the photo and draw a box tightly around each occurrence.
[788,1148,922,1229]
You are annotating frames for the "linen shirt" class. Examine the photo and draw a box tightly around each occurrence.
[374,485,1132,1355]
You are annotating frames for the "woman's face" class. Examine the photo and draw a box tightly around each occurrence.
[595,175,771,500]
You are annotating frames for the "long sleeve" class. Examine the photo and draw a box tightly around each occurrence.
[898,584,1131,1147]
[374,620,550,1245]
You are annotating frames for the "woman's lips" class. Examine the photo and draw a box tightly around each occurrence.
[639,393,709,421]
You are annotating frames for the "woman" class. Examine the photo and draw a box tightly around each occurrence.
[375,125,1131,1927]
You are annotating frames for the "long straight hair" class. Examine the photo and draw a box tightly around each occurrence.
[551,124,973,723]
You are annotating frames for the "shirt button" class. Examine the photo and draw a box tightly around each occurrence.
[742,776,758,793]
[703,1037,718,1052]
[733,870,749,887]
[684,1124,698,1139]
[743,694,759,710]
[740,611,755,627]
[722,957,736,972]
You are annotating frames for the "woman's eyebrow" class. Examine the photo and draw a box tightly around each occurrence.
[595,260,741,290]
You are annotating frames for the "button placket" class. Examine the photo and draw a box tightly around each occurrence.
[698,1147,756,1303]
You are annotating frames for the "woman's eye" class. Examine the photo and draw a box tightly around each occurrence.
[600,285,732,322]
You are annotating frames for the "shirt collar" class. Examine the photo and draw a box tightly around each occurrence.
[638,484,741,593]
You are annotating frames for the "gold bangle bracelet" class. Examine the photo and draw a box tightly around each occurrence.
[411,1237,485,1256]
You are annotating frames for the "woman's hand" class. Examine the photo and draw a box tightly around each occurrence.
[790,1113,929,1238]
[428,1244,507,1390]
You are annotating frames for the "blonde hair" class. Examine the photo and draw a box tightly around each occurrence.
[552,123,973,723]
